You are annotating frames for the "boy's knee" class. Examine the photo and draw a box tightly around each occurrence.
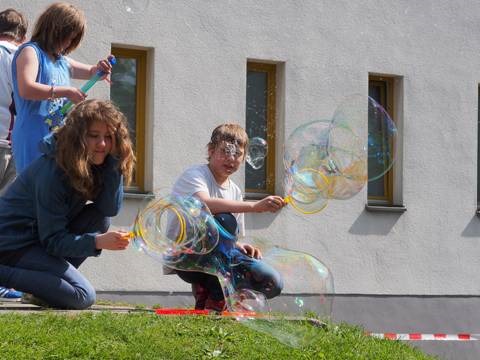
[264,272,284,299]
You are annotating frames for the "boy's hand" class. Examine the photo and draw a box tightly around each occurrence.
[237,242,262,259]
[253,195,286,213]
[95,231,130,250]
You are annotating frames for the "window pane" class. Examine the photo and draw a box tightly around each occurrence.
[111,58,137,144]
[368,82,387,199]
[111,58,138,183]
[246,70,268,190]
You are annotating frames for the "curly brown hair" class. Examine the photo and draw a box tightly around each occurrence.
[31,2,85,57]
[55,100,135,199]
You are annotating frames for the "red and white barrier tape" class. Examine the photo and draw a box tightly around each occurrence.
[368,333,480,341]
[154,310,478,341]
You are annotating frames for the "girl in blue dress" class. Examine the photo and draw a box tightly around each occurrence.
[12,2,112,172]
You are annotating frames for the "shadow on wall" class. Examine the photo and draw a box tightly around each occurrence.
[461,216,480,237]
[348,209,402,236]
[246,211,282,230]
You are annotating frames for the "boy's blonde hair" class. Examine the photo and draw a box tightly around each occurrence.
[31,2,85,57]
[0,8,28,43]
[55,99,135,199]
[207,124,249,159]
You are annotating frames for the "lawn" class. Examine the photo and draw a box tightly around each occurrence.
[0,311,436,359]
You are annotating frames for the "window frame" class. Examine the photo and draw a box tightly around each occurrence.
[111,47,147,192]
[477,85,480,211]
[245,62,276,197]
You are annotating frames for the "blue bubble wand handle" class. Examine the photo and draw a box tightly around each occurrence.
[45,55,117,128]
[60,55,117,114]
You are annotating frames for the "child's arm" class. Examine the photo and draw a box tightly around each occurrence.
[67,56,112,80]
[195,191,286,214]
[15,46,85,103]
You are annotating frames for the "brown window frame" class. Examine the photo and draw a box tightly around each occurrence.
[245,62,276,197]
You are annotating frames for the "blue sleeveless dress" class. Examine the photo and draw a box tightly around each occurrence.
[11,42,70,173]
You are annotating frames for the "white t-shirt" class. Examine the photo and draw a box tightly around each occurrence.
[0,41,17,149]
[172,164,245,236]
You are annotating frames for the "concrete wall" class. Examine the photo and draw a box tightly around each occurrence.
[6,0,480,297]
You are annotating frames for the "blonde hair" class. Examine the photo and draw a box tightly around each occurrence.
[55,100,135,199]
[207,123,249,160]
[0,8,28,43]
[31,2,85,57]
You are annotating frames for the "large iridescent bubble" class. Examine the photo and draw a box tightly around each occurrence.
[283,95,397,213]
[234,237,334,348]
[332,94,397,182]
[131,195,333,348]
[132,194,219,265]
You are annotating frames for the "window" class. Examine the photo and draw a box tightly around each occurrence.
[110,47,147,192]
[245,62,276,197]
[368,75,400,206]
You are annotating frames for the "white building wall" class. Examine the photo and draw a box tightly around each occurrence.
[6,0,480,295]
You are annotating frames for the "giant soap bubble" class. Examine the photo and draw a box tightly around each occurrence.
[283,95,397,214]
[132,194,220,265]
[232,237,334,348]
[332,94,397,182]
[131,195,333,347]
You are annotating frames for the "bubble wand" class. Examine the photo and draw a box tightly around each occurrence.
[45,55,117,128]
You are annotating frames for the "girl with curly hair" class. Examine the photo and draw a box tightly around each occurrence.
[0,99,135,309]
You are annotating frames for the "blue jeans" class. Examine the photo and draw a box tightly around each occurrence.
[176,247,284,301]
[0,204,109,309]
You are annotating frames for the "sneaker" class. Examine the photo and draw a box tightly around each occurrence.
[21,293,50,307]
[0,287,22,302]
[192,283,209,310]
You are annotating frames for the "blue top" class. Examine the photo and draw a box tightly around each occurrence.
[0,135,124,258]
[11,42,70,173]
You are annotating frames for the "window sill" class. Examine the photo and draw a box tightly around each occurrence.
[124,192,155,200]
[365,204,407,213]
[244,192,271,201]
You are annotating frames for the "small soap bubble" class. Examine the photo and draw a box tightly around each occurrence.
[123,0,150,14]
[246,137,268,170]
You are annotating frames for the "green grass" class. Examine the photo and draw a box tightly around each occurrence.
[0,312,436,359]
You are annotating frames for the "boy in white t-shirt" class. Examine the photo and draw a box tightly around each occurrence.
[0,8,27,302]
[171,124,286,311]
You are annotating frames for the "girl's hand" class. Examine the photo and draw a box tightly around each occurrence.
[66,87,86,104]
[107,125,118,158]
[54,86,86,104]
[237,242,262,259]
[95,231,130,250]
[91,56,113,79]
[253,195,286,213]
